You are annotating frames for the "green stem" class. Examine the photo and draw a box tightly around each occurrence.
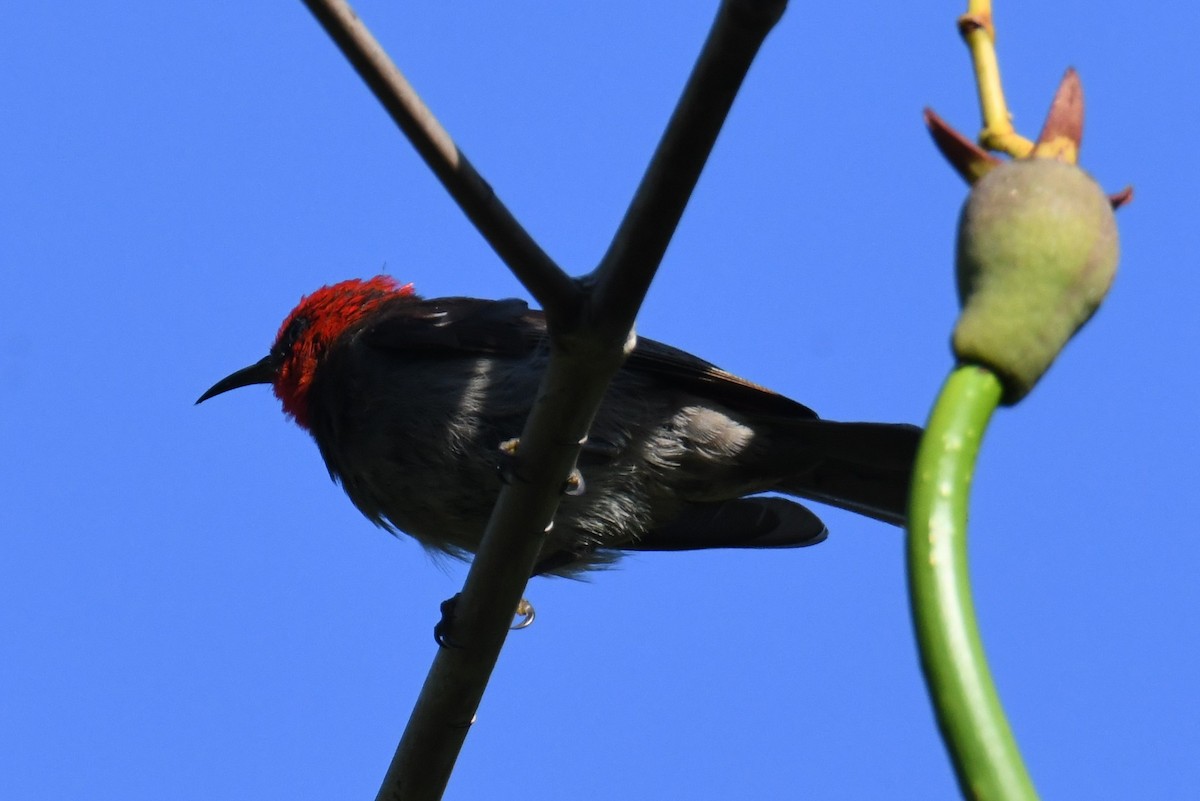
[908,364,1038,801]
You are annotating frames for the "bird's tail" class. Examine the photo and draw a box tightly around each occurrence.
[770,421,921,527]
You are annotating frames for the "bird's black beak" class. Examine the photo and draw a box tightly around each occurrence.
[196,354,280,404]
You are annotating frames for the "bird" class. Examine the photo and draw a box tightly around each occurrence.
[198,276,919,578]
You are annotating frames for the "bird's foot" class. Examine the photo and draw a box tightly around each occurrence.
[434,593,463,648]
[433,594,537,648]
[498,439,585,496]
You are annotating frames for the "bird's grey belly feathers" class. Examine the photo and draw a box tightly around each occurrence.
[308,344,779,575]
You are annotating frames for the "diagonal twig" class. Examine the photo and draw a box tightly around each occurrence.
[592,0,786,338]
[300,0,581,314]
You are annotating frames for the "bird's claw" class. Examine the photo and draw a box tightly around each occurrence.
[562,468,585,496]
[511,598,536,630]
[496,438,531,484]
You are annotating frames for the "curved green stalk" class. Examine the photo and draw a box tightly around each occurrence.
[908,364,1038,801]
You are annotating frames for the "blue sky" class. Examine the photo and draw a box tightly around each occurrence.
[4,2,1196,799]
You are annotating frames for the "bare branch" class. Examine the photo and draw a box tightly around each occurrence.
[591,0,787,338]
[300,0,581,313]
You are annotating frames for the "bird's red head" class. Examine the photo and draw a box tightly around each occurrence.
[197,276,415,429]
[272,276,415,428]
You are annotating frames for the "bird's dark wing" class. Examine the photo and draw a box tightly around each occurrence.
[624,337,818,419]
[359,296,546,356]
[624,497,828,551]
[364,297,815,419]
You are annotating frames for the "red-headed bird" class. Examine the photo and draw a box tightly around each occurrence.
[198,276,918,577]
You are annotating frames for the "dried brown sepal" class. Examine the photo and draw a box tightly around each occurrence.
[1032,68,1084,162]
[1109,186,1134,209]
[925,107,1002,185]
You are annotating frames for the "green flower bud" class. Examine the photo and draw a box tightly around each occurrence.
[953,159,1119,404]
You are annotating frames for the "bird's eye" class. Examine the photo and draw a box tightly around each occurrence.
[276,315,312,357]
